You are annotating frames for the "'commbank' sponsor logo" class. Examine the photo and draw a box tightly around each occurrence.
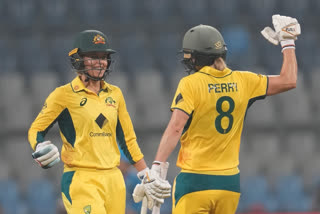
[89,132,112,137]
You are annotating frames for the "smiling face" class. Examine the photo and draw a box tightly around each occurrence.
[82,52,109,78]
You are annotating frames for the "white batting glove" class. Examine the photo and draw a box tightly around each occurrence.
[261,14,301,50]
[32,141,60,169]
[133,166,171,210]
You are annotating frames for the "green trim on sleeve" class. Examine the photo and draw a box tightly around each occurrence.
[116,119,135,164]
[61,171,75,204]
[35,114,61,149]
[171,107,191,116]
[174,172,240,205]
[57,108,76,147]
[182,111,193,135]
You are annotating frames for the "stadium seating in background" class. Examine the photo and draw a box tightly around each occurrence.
[286,132,316,168]
[296,30,319,71]
[244,0,278,25]
[118,33,154,72]
[4,138,47,191]
[277,75,312,126]
[249,133,281,167]
[143,0,177,25]
[110,0,138,24]
[274,174,312,211]
[222,25,251,69]
[152,33,181,72]
[30,72,59,116]
[0,180,23,214]
[279,0,309,23]
[39,0,69,30]
[0,39,18,72]
[74,0,104,25]
[133,70,171,129]
[49,36,73,75]
[18,37,50,73]
[27,179,56,214]
[7,0,36,30]
[177,0,209,25]
[240,175,278,212]
[310,68,320,122]
[208,0,239,25]
[0,72,33,132]
[245,92,277,127]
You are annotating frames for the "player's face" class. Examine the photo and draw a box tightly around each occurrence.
[83,52,108,78]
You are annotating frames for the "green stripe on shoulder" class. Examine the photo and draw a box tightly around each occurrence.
[61,171,75,204]
[175,172,240,205]
[116,119,135,164]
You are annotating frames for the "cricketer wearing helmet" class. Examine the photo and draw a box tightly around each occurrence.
[146,15,300,214]
[28,30,170,214]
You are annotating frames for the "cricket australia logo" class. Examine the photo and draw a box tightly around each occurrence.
[105,97,116,107]
[214,41,223,49]
[93,34,106,44]
[83,205,91,214]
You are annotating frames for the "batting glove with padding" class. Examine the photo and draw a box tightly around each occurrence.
[32,141,60,169]
[261,14,301,49]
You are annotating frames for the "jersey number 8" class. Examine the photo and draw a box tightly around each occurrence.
[215,96,235,134]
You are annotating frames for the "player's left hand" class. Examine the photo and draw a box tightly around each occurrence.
[261,14,301,46]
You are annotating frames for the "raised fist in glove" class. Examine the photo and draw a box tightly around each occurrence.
[132,165,171,209]
[32,141,60,169]
[261,14,301,46]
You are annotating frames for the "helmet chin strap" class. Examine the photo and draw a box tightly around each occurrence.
[79,68,109,82]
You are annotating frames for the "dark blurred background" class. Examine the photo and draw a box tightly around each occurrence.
[1,0,320,213]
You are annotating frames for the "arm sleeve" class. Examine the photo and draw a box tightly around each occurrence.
[28,88,65,150]
[170,78,194,116]
[243,71,269,99]
[116,89,144,164]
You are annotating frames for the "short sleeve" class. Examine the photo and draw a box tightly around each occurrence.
[170,78,194,115]
[243,72,268,99]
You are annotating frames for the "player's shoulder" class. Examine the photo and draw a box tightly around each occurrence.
[232,70,262,78]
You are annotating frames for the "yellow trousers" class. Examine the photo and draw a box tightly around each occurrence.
[172,172,240,214]
[61,167,126,214]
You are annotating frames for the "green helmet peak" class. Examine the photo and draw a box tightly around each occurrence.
[183,24,227,56]
[70,30,115,55]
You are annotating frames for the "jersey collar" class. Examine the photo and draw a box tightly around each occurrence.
[198,66,232,78]
[71,76,112,93]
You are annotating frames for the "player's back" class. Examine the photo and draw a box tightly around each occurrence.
[171,66,268,171]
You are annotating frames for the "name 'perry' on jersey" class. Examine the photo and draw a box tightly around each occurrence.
[171,66,268,172]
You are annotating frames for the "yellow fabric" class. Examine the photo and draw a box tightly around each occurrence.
[62,167,126,214]
[172,188,240,214]
[171,66,268,172]
[28,76,143,169]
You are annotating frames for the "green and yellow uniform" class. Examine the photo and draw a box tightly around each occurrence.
[171,66,268,214]
[28,76,144,214]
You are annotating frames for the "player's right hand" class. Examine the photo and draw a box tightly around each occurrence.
[261,14,301,46]
[133,166,171,210]
[32,141,60,169]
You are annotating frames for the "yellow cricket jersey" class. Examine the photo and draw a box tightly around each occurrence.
[28,76,143,169]
[171,66,268,172]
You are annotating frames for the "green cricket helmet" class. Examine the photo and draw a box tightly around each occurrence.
[181,24,227,73]
[69,30,116,81]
